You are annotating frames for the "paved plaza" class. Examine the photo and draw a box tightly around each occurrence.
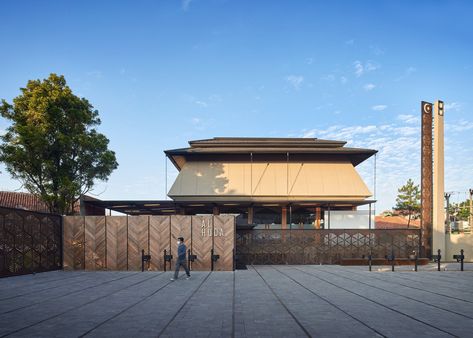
[1,264,472,337]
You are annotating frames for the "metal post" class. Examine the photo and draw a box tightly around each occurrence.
[141,249,145,272]
[328,203,331,229]
[437,249,441,271]
[391,250,395,272]
[461,249,464,271]
[188,249,191,271]
[164,249,167,272]
[445,193,451,233]
[211,248,214,271]
[469,189,473,230]
[415,252,418,272]
[369,203,372,230]
[369,254,372,272]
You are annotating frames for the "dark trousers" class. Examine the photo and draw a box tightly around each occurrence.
[174,258,190,278]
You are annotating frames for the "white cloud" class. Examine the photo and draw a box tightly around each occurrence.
[354,61,364,77]
[397,114,419,124]
[340,76,348,85]
[363,83,376,91]
[191,117,201,124]
[182,0,192,11]
[321,74,335,82]
[395,67,416,81]
[354,61,379,77]
[286,75,304,90]
[195,100,208,108]
[446,119,473,132]
[298,116,473,213]
[445,102,461,111]
[372,105,387,111]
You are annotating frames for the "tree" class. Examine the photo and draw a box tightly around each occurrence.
[0,74,118,215]
[394,179,421,228]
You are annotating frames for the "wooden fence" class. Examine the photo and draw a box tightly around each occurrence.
[63,215,235,271]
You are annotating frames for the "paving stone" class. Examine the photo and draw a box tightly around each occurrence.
[0,264,472,337]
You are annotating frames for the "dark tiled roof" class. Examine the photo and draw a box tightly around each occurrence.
[0,191,50,213]
[165,137,377,170]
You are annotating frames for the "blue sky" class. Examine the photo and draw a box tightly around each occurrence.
[1,0,472,212]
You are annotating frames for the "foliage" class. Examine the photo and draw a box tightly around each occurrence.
[447,200,471,221]
[393,178,421,227]
[0,74,118,215]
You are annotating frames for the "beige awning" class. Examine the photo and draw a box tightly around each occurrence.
[168,161,372,201]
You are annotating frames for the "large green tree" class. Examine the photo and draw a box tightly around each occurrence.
[0,74,118,215]
[394,178,421,228]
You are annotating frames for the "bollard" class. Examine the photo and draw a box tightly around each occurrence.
[461,249,464,271]
[385,251,395,271]
[210,248,220,271]
[391,250,395,272]
[453,249,465,271]
[415,253,418,272]
[187,249,197,271]
[141,249,151,272]
[369,254,372,272]
[164,249,173,272]
[432,249,441,271]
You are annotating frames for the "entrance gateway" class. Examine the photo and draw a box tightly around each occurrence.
[77,137,423,270]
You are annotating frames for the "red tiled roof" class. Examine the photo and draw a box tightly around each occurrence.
[0,191,50,213]
[375,215,420,229]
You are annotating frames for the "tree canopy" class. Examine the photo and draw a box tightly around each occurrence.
[0,73,118,215]
[393,178,421,227]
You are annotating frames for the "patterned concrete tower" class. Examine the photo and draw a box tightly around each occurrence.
[432,100,445,255]
[421,101,433,257]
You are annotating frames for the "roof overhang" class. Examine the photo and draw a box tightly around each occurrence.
[83,199,377,216]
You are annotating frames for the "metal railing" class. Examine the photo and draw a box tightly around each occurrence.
[236,228,421,265]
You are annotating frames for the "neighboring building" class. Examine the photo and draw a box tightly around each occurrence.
[0,191,99,215]
[0,191,50,213]
[84,137,377,229]
[375,215,420,229]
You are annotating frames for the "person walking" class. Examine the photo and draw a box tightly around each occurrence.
[171,236,191,281]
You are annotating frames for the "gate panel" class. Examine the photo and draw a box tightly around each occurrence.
[84,216,106,270]
[213,215,235,271]
[105,216,128,270]
[191,216,212,270]
[1,207,62,277]
[127,216,149,271]
[149,216,170,271]
[63,216,85,270]
[236,229,421,265]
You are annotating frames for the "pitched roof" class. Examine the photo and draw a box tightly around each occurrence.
[375,215,420,229]
[0,191,50,213]
[165,137,377,170]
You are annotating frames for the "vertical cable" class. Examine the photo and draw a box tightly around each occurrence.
[165,154,168,200]
[250,152,253,196]
[373,153,377,224]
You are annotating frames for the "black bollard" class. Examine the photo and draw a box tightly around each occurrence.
[454,249,465,271]
[391,250,395,272]
[142,249,145,272]
[415,253,418,272]
[164,249,167,272]
[211,248,214,271]
[369,254,372,272]
[437,249,441,271]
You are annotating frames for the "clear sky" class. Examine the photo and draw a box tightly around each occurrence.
[1,0,472,212]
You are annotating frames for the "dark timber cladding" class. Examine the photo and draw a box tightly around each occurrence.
[421,102,433,257]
